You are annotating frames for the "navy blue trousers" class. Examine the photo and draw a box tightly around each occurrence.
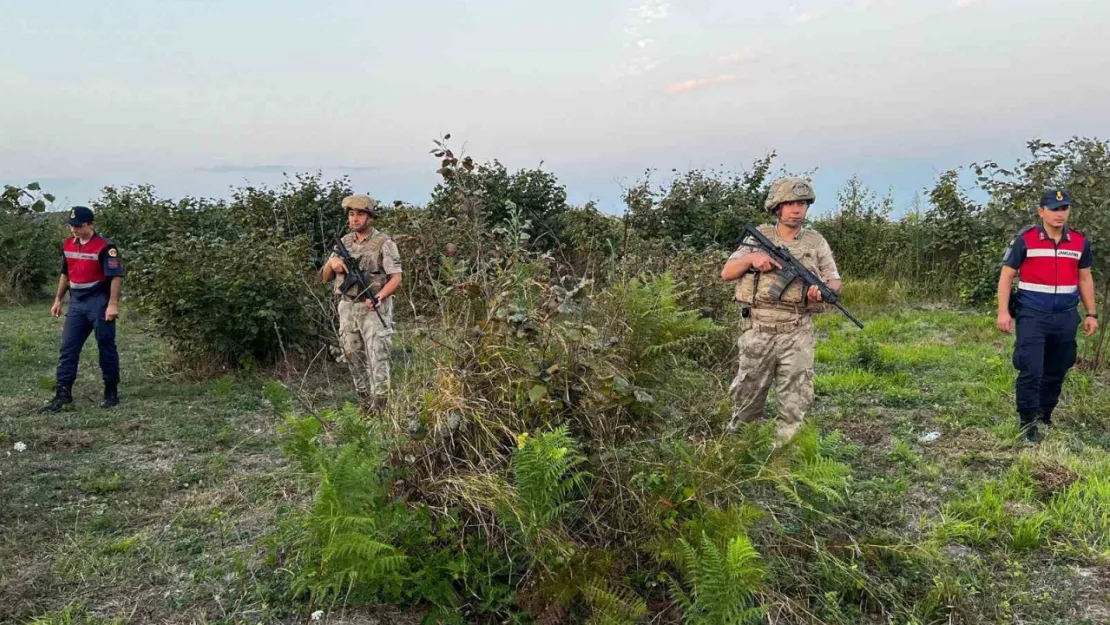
[56,292,119,385]
[1012,308,1079,415]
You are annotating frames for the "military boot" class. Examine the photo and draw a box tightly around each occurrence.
[102,381,119,409]
[1018,411,1040,443]
[1039,408,1054,428]
[42,382,74,413]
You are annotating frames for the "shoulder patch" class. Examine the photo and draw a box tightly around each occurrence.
[108,248,118,257]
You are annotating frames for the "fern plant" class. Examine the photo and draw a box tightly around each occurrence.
[612,272,719,384]
[664,530,766,625]
[773,425,851,506]
[583,579,649,625]
[281,408,410,612]
[505,425,591,542]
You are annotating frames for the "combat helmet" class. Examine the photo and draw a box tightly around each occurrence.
[764,177,816,212]
[342,194,379,216]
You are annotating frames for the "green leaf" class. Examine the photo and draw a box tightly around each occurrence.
[44,193,56,203]
[528,384,547,403]
[26,182,41,191]
[31,200,46,213]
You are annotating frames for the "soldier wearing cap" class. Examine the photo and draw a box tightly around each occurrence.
[320,194,403,411]
[720,177,841,444]
[997,188,1098,441]
[43,206,126,412]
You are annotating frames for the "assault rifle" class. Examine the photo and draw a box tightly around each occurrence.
[332,236,389,329]
[734,224,864,329]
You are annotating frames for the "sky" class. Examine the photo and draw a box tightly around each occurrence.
[4,0,1110,216]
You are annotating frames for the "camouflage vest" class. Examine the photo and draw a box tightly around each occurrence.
[734,224,826,314]
[334,230,390,298]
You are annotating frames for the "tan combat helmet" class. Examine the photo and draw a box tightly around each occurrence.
[342,194,379,216]
[764,177,816,212]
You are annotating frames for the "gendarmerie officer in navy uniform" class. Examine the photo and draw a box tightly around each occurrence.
[42,206,126,412]
[996,189,1098,441]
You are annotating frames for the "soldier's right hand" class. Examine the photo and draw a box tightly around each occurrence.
[51,300,62,317]
[996,312,1014,334]
[328,257,347,274]
[749,253,782,272]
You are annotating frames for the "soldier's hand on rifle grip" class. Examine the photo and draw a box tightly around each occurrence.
[365,297,379,311]
[806,285,823,303]
[750,253,782,272]
[328,257,347,274]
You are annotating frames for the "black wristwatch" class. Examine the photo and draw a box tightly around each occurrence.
[1087,314,1098,319]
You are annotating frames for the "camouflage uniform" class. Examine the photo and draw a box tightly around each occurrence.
[330,195,403,404]
[727,178,840,443]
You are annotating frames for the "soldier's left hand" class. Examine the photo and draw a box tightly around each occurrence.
[806,285,823,303]
[105,303,119,322]
[364,299,378,311]
[1083,316,1098,337]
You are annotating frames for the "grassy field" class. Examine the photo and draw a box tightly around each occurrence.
[2,299,1109,624]
[0,303,421,625]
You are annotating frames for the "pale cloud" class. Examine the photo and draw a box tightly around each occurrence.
[614,0,671,77]
[717,45,765,65]
[635,0,670,22]
[666,74,737,94]
[787,0,884,25]
[619,60,660,76]
[955,0,980,7]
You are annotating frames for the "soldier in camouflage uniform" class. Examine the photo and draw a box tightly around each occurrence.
[720,177,841,444]
[321,194,403,411]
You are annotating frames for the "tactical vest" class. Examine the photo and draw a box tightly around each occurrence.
[335,230,390,299]
[734,224,826,313]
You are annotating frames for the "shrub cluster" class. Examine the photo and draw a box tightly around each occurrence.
[94,175,351,365]
[0,183,63,302]
[14,135,1090,369]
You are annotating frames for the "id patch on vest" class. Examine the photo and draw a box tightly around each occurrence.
[108,248,118,258]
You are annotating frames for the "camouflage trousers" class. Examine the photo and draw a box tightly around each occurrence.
[728,315,816,443]
[337,298,394,403]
